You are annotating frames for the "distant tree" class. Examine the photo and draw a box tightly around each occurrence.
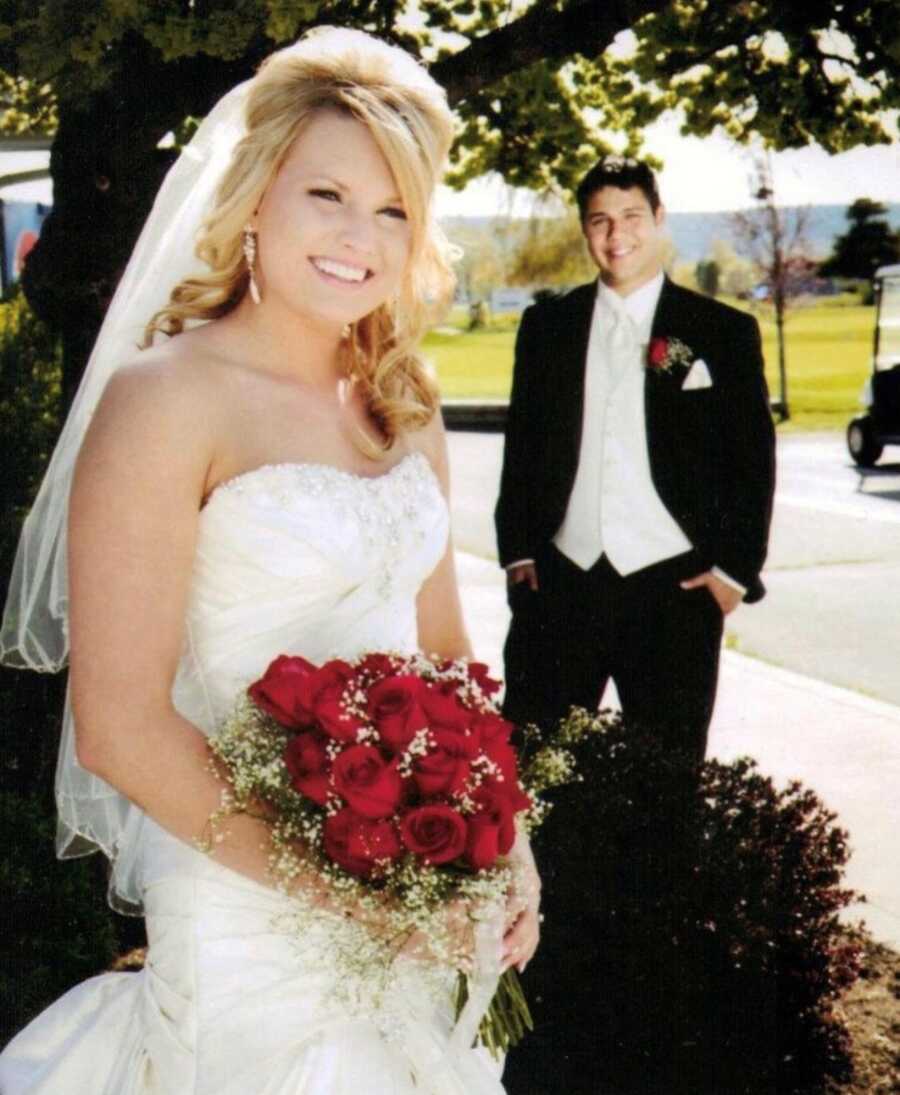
[710,239,757,299]
[505,213,595,290]
[447,221,511,306]
[695,259,721,298]
[731,154,814,422]
[819,199,900,280]
[659,235,678,277]
[671,263,699,292]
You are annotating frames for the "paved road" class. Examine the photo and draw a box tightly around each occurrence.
[447,430,900,705]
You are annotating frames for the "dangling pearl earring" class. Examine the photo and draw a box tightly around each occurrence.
[242,225,261,304]
[341,323,351,340]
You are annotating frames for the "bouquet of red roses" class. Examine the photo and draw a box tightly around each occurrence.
[207,650,536,1054]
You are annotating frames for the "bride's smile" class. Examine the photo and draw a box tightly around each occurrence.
[310,255,373,284]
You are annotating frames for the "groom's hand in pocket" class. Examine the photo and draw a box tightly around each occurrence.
[680,571,743,615]
[508,565,536,600]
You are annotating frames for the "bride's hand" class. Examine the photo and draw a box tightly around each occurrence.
[395,898,476,969]
[502,834,542,973]
[340,893,475,969]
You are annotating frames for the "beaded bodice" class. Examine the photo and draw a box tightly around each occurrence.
[171,451,449,733]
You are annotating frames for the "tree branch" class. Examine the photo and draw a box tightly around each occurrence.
[817,50,855,65]
[652,43,736,78]
[431,0,668,105]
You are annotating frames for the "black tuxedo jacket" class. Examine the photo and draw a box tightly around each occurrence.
[494,276,776,602]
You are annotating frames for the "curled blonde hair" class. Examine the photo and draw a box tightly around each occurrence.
[145,27,457,450]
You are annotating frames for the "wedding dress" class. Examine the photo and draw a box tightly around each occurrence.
[0,451,506,1095]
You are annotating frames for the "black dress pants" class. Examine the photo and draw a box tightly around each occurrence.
[502,545,724,764]
[502,546,726,1094]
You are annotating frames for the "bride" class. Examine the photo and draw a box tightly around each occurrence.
[0,28,540,1094]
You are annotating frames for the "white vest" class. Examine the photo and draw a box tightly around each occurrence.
[553,275,691,573]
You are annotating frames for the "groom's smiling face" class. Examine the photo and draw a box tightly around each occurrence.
[582,185,666,297]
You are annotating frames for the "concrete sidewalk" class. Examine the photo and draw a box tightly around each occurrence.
[454,549,900,949]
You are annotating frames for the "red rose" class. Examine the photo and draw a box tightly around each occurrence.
[466,662,502,697]
[283,732,331,806]
[332,744,404,819]
[413,729,472,798]
[323,808,401,877]
[297,660,364,743]
[367,675,428,752]
[470,712,513,749]
[356,653,400,680]
[400,804,467,865]
[248,654,318,728]
[420,685,476,741]
[482,737,532,813]
[647,336,668,368]
[465,789,516,870]
[483,736,517,783]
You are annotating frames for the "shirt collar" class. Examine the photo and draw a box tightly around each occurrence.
[595,271,665,329]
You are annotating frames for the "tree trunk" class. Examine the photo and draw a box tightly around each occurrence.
[774,287,790,422]
[22,101,172,408]
[20,36,258,410]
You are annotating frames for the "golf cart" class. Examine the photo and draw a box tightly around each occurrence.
[847,263,900,467]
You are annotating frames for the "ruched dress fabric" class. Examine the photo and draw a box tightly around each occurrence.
[0,452,507,1095]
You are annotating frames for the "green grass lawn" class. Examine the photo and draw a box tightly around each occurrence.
[424,298,874,432]
[757,302,871,430]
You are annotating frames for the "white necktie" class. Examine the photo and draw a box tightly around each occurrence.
[607,301,638,379]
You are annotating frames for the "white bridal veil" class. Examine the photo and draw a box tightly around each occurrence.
[0,51,261,911]
[1,83,247,669]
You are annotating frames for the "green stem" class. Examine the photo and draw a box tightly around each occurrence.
[455,968,534,1060]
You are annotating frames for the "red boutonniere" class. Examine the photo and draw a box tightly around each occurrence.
[647,336,694,373]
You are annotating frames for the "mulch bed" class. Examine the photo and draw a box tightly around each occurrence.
[829,937,900,1094]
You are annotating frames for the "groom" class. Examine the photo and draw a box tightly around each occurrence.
[496,157,775,763]
[496,158,775,1092]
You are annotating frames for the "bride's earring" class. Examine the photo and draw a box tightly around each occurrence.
[242,225,261,305]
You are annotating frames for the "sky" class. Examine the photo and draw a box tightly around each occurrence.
[3,115,897,217]
[435,112,900,218]
[0,151,52,204]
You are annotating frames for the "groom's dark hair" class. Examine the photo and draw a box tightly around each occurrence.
[576,157,661,220]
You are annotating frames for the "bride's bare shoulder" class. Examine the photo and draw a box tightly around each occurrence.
[97,328,236,428]
[78,330,244,497]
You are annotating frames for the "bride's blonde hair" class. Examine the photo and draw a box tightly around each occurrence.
[145,28,456,450]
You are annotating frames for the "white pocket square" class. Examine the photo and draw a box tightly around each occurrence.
[682,358,713,391]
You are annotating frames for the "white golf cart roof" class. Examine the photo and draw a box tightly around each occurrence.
[875,264,900,279]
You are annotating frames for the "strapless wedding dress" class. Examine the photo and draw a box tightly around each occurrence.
[0,452,506,1095]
